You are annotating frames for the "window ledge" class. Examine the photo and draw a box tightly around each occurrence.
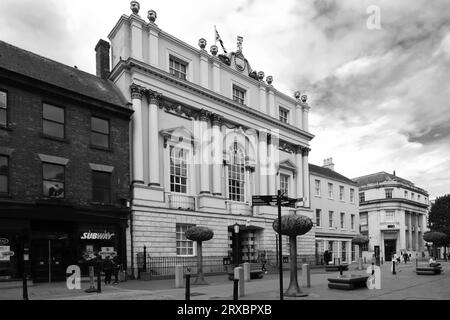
[40,134,69,144]
[90,145,113,153]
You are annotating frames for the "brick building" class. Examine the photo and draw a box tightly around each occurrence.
[0,40,133,283]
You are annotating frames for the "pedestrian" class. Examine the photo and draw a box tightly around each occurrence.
[103,256,114,285]
[324,250,330,265]
[113,256,120,284]
[403,252,408,264]
[396,253,401,264]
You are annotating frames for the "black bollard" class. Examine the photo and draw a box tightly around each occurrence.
[339,265,343,276]
[185,274,191,301]
[22,273,28,301]
[233,279,239,301]
[97,269,102,293]
[392,260,396,275]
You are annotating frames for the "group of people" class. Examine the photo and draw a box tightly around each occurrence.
[102,256,121,285]
[393,251,411,264]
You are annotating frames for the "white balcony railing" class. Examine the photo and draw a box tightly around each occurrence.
[168,193,196,211]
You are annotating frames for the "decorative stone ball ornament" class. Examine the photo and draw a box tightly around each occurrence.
[266,76,273,85]
[148,10,157,23]
[294,91,301,99]
[257,71,265,81]
[301,95,308,103]
[130,1,140,15]
[210,45,218,56]
[199,38,207,50]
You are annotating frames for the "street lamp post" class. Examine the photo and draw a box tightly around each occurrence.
[234,223,240,268]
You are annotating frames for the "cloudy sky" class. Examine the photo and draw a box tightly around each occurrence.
[0,0,449,199]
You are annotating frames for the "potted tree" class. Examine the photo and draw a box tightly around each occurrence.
[272,214,313,297]
[352,235,369,270]
[185,226,214,285]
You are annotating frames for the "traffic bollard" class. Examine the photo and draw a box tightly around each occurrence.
[22,273,28,300]
[339,265,343,276]
[392,261,396,275]
[185,274,191,301]
[233,279,239,301]
[97,270,102,293]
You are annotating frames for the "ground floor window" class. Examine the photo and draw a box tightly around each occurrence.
[176,224,195,256]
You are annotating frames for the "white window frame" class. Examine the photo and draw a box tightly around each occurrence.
[232,85,246,105]
[385,210,395,222]
[176,224,196,257]
[166,49,192,82]
[227,142,246,203]
[279,107,289,124]
[351,214,355,230]
[329,211,334,229]
[280,173,290,197]
[315,179,321,197]
[340,212,345,229]
[316,209,322,228]
[350,188,355,203]
[328,183,334,199]
[339,186,345,201]
[169,146,189,194]
[385,188,393,199]
[164,141,193,196]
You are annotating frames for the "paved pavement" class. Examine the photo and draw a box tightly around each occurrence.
[1,261,449,300]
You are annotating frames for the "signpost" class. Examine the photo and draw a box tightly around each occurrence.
[252,192,302,301]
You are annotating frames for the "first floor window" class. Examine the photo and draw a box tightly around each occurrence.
[170,146,188,193]
[328,183,333,199]
[329,211,334,228]
[232,85,246,105]
[339,186,345,201]
[385,210,395,222]
[340,212,345,229]
[359,192,365,203]
[43,163,65,198]
[92,171,111,203]
[43,103,65,139]
[176,224,195,256]
[0,90,7,126]
[169,56,188,80]
[228,142,245,202]
[0,155,8,193]
[280,174,289,196]
[316,209,322,227]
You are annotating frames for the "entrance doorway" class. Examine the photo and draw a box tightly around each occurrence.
[31,237,69,283]
[384,239,397,261]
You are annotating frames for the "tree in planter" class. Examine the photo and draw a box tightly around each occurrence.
[185,226,214,285]
[428,195,450,259]
[352,235,369,270]
[423,231,447,259]
[272,214,313,297]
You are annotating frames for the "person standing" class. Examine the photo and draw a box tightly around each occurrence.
[113,255,120,284]
[324,250,330,265]
[403,252,408,264]
[103,256,114,285]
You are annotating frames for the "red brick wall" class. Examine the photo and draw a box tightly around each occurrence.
[0,81,131,207]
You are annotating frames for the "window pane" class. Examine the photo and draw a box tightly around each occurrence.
[0,176,7,193]
[93,171,111,188]
[92,187,111,203]
[43,163,64,181]
[43,120,64,138]
[0,91,6,109]
[91,132,109,148]
[43,104,64,123]
[43,181,65,198]
[0,156,7,175]
[0,109,6,126]
[91,117,109,134]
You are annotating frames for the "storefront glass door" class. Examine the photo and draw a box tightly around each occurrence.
[32,238,67,283]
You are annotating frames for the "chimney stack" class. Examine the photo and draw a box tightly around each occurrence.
[323,158,335,171]
[95,39,111,80]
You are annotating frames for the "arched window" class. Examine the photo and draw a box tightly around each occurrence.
[228,141,245,202]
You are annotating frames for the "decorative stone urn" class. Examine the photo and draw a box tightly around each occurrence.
[294,91,301,99]
[130,1,140,15]
[210,45,218,56]
[266,76,273,85]
[198,38,207,50]
[257,71,265,81]
[273,214,313,297]
[185,226,214,285]
[147,10,157,23]
[301,95,308,103]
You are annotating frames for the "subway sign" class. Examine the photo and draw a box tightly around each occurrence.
[80,231,115,240]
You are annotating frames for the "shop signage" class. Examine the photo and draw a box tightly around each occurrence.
[99,247,117,259]
[0,246,14,262]
[80,231,115,240]
[0,238,9,245]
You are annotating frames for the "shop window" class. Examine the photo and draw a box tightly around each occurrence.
[176,224,195,256]
[0,90,7,127]
[170,146,188,194]
[92,171,111,204]
[42,163,65,198]
[43,103,65,139]
[0,155,8,193]
[91,116,110,148]
[169,56,188,80]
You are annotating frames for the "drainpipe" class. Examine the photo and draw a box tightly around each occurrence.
[129,210,134,279]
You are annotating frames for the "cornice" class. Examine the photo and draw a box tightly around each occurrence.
[358,183,429,197]
[359,198,430,210]
[112,58,314,141]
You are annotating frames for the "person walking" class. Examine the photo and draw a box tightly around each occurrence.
[113,255,120,284]
[324,250,330,265]
[403,252,408,264]
[103,256,115,285]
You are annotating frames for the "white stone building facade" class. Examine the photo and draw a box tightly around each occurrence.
[105,5,316,276]
[354,172,430,262]
[310,159,360,265]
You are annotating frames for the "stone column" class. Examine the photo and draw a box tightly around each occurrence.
[259,85,267,114]
[302,148,311,208]
[407,211,413,251]
[301,97,310,132]
[212,59,221,93]
[267,134,278,196]
[212,114,223,196]
[268,89,276,118]
[148,90,162,186]
[295,146,304,207]
[414,213,419,252]
[199,110,211,194]
[258,131,268,195]
[199,54,209,88]
[130,84,144,184]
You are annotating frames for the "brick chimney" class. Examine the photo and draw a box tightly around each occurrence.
[323,158,335,171]
[95,39,110,80]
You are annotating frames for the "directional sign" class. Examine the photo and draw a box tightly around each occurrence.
[252,195,278,206]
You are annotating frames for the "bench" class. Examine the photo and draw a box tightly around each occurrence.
[328,275,369,290]
[416,266,442,275]
[325,264,349,272]
[228,263,266,280]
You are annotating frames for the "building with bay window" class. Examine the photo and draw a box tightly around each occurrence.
[105,4,315,277]
[0,40,133,284]
[309,159,359,265]
[354,171,430,262]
